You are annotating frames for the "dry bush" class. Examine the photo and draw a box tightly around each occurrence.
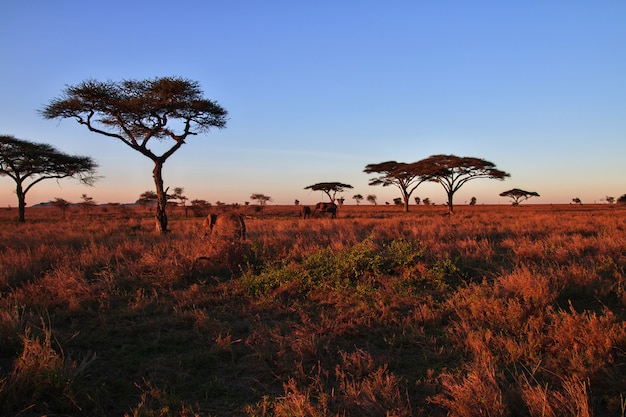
[428,353,508,417]
[518,374,591,417]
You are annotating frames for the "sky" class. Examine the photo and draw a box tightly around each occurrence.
[1,1,625,207]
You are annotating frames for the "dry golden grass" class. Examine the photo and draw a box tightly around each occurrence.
[0,203,624,416]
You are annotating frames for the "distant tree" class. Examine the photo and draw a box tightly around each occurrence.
[190,199,211,217]
[364,160,432,212]
[304,182,353,203]
[42,76,227,233]
[500,188,540,205]
[353,194,364,205]
[250,193,272,215]
[294,199,300,206]
[79,193,96,215]
[393,197,402,205]
[414,196,421,205]
[50,197,71,219]
[0,134,98,222]
[604,196,615,204]
[137,191,158,206]
[366,194,377,205]
[250,193,272,206]
[420,155,510,214]
[422,198,431,206]
[170,187,189,216]
[337,197,345,207]
[572,197,582,205]
[617,194,626,204]
[469,197,477,205]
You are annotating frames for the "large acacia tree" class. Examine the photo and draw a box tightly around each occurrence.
[421,154,510,214]
[0,135,98,222]
[364,160,432,212]
[42,76,228,233]
[304,182,353,203]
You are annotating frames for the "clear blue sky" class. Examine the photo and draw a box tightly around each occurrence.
[1,1,625,206]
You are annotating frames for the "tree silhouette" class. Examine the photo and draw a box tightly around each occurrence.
[250,193,272,215]
[499,188,540,205]
[352,194,364,205]
[171,187,189,216]
[420,154,510,214]
[366,194,377,205]
[617,194,626,204]
[79,193,96,215]
[0,135,98,222]
[42,76,227,233]
[50,197,71,219]
[304,182,353,203]
[364,161,431,212]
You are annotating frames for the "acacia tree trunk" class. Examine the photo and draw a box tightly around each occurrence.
[152,160,168,233]
[16,182,26,223]
[447,192,454,215]
[402,190,410,213]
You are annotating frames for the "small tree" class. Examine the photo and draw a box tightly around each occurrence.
[294,199,300,206]
[250,193,272,215]
[79,193,96,215]
[250,193,272,206]
[469,196,477,205]
[366,194,377,205]
[352,194,364,205]
[0,135,98,222]
[420,154,510,214]
[169,187,188,216]
[572,198,582,205]
[617,194,626,205]
[304,182,353,203]
[190,199,211,217]
[414,196,421,205]
[50,197,71,219]
[500,189,540,205]
[422,198,431,206]
[393,197,402,205]
[42,76,227,233]
[137,191,158,206]
[604,196,615,204]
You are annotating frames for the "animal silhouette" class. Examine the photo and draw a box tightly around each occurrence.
[203,212,246,240]
[313,202,337,219]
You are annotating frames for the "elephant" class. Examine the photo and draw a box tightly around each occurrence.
[203,212,246,240]
[299,206,311,219]
[313,202,337,219]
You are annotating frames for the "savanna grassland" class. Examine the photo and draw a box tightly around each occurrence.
[0,203,625,417]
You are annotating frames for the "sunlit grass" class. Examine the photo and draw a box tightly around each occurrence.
[0,204,624,416]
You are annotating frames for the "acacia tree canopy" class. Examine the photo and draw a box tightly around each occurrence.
[420,154,510,214]
[499,188,540,205]
[0,134,98,222]
[41,76,228,233]
[364,160,432,212]
[304,182,353,203]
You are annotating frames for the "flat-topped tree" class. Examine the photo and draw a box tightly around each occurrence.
[42,76,228,233]
[420,154,510,214]
[0,135,98,222]
[364,160,432,212]
[304,182,353,203]
[500,188,540,205]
